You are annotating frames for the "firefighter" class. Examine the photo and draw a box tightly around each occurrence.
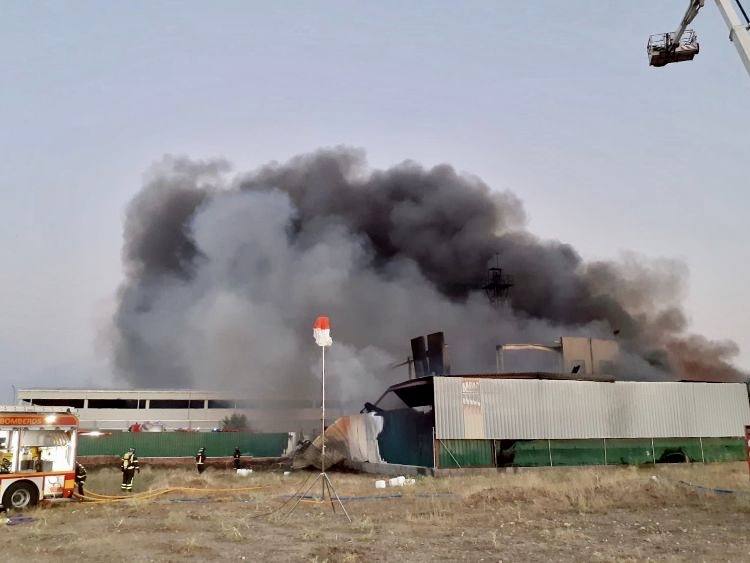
[232,447,241,470]
[74,461,87,496]
[31,446,43,472]
[195,447,206,474]
[121,448,140,491]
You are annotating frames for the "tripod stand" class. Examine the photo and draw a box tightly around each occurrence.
[284,344,351,522]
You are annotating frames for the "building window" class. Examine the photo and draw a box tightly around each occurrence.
[149,400,190,409]
[28,399,84,408]
[207,400,235,409]
[189,399,206,409]
[87,399,139,409]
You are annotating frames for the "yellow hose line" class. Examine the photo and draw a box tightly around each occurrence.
[74,489,174,504]
[78,487,172,500]
[75,484,269,504]
[79,487,169,499]
[173,485,269,493]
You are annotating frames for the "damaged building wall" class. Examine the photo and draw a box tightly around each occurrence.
[292,413,383,470]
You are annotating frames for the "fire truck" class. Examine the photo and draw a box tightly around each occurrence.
[0,406,79,510]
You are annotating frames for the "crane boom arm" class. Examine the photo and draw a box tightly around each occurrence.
[674,0,706,46]
[714,0,750,76]
[647,0,750,77]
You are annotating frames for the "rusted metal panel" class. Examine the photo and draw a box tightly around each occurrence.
[433,377,750,440]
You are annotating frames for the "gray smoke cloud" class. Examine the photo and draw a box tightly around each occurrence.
[111,148,746,409]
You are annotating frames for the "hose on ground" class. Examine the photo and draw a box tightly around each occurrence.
[74,484,269,504]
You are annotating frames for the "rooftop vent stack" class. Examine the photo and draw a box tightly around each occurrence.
[410,336,428,378]
[427,332,448,375]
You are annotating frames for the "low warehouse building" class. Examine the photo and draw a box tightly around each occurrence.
[358,375,750,469]
[16,388,343,432]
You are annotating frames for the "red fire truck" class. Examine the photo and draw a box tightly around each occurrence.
[0,406,79,509]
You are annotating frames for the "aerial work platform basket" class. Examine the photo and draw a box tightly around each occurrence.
[647,30,700,67]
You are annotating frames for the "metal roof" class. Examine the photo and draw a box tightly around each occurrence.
[15,389,310,401]
[0,405,78,414]
[434,377,750,440]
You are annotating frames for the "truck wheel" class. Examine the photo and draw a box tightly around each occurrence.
[2,481,39,510]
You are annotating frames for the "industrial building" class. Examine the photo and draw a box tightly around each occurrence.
[297,372,750,472]
[363,374,750,469]
[290,334,750,471]
[16,389,343,432]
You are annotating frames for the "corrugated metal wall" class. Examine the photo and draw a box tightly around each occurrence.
[437,439,494,468]
[434,378,750,440]
[78,432,290,457]
[509,437,745,467]
[377,409,434,467]
[433,437,746,468]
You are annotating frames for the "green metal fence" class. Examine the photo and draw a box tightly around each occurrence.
[434,437,746,468]
[78,431,290,457]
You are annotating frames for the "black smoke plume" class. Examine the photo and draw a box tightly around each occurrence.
[111,148,746,407]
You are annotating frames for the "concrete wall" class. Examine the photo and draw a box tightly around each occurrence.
[591,339,619,373]
[561,337,619,375]
[560,336,593,374]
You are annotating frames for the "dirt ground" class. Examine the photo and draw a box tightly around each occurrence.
[4,462,750,562]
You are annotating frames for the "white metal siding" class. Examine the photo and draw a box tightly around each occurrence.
[434,378,465,438]
[434,378,750,440]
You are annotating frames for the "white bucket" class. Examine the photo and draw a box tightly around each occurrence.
[374,480,386,489]
[388,476,406,487]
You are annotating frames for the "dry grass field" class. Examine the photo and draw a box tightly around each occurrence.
[4,462,750,562]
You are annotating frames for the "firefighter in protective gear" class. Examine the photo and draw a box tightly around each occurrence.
[195,447,206,474]
[232,447,241,470]
[121,448,140,491]
[75,461,87,496]
[31,446,43,472]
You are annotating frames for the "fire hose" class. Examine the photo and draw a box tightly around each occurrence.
[73,484,269,504]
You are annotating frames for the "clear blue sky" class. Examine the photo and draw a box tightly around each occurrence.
[1,1,748,397]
